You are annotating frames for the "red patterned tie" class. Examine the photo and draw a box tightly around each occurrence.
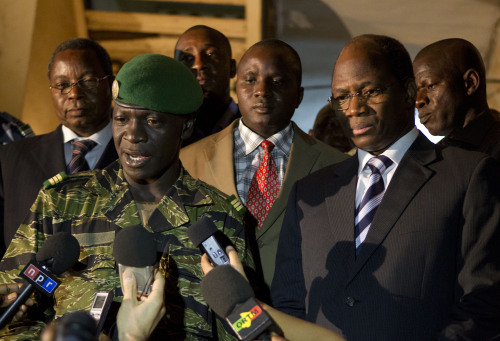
[246,140,280,229]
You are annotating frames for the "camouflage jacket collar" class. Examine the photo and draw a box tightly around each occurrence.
[85,160,214,231]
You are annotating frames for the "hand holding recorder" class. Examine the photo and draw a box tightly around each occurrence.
[201,247,346,341]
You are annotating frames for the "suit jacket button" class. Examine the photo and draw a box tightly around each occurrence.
[345,296,356,307]
[258,240,264,248]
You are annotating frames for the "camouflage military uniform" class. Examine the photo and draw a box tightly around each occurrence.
[0,160,254,340]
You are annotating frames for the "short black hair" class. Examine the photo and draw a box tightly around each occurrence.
[177,25,233,58]
[415,38,486,86]
[47,38,113,79]
[244,39,302,85]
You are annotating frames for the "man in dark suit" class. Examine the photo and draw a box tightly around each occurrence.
[413,38,500,161]
[175,25,240,146]
[271,34,500,340]
[0,38,117,256]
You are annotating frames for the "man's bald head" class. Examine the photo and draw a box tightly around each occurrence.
[175,25,233,58]
[413,38,488,136]
[415,38,486,92]
[339,34,415,87]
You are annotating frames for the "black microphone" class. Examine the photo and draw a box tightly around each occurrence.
[54,310,98,341]
[112,226,156,297]
[0,232,80,329]
[201,266,282,341]
[187,216,230,266]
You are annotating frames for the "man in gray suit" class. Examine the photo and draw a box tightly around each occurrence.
[0,38,117,256]
[271,34,500,340]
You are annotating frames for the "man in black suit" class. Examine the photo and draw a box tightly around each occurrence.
[271,34,500,340]
[0,38,117,256]
[174,25,240,146]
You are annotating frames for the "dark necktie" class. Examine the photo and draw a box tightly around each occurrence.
[246,140,280,229]
[354,155,393,255]
[67,140,97,174]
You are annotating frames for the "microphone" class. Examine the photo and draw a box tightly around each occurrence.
[187,216,230,266]
[112,226,156,297]
[201,266,282,341]
[54,310,98,341]
[0,232,80,329]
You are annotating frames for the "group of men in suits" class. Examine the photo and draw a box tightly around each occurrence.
[271,34,500,340]
[0,23,499,340]
[180,39,348,292]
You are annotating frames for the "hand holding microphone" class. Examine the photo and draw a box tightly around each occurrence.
[116,267,166,341]
[0,232,80,329]
[113,226,157,298]
[201,263,282,341]
[0,283,33,323]
[187,216,231,266]
[200,248,346,341]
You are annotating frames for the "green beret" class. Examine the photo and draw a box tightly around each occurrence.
[112,54,203,114]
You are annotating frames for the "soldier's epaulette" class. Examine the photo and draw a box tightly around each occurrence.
[43,171,68,189]
[225,194,246,216]
[18,124,34,137]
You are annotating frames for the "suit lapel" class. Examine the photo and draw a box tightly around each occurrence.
[28,126,66,179]
[347,134,437,283]
[325,156,359,269]
[257,126,320,238]
[204,121,238,198]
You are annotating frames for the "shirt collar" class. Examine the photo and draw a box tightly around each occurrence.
[62,121,112,146]
[357,127,419,173]
[237,119,294,155]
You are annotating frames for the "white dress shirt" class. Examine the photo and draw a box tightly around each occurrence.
[355,127,419,208]
[62,121,113,170]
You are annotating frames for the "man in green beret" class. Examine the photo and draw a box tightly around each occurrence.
[0,54,254,340]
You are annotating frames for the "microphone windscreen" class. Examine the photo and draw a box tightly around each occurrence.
[201,265,254,318]
[56,311,97,341]
[36,232,80,275]
[187,216,218,247]
[113,226,156,267]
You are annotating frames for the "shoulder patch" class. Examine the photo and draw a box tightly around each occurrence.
[18,124,34,137]
[226,194,246,216]
[43,171,68,188]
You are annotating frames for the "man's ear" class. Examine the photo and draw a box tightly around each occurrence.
[463,68,480,95]
[230,59,236,78]
[181,116,195,140]
[405,79,417,109]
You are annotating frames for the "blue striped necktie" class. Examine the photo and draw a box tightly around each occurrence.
[67,140,97,174]
[355,155,393,255]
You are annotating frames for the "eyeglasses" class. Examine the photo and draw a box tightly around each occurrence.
[328,86,390,111]
[50,75,111,94]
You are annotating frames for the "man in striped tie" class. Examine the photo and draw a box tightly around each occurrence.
[0,38,118,256]
[271,34,500,341]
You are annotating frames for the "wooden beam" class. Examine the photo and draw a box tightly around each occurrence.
[72,0,88,38]
[245,0,262,46]
[136,0,245,4]
[86,10,247,39]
